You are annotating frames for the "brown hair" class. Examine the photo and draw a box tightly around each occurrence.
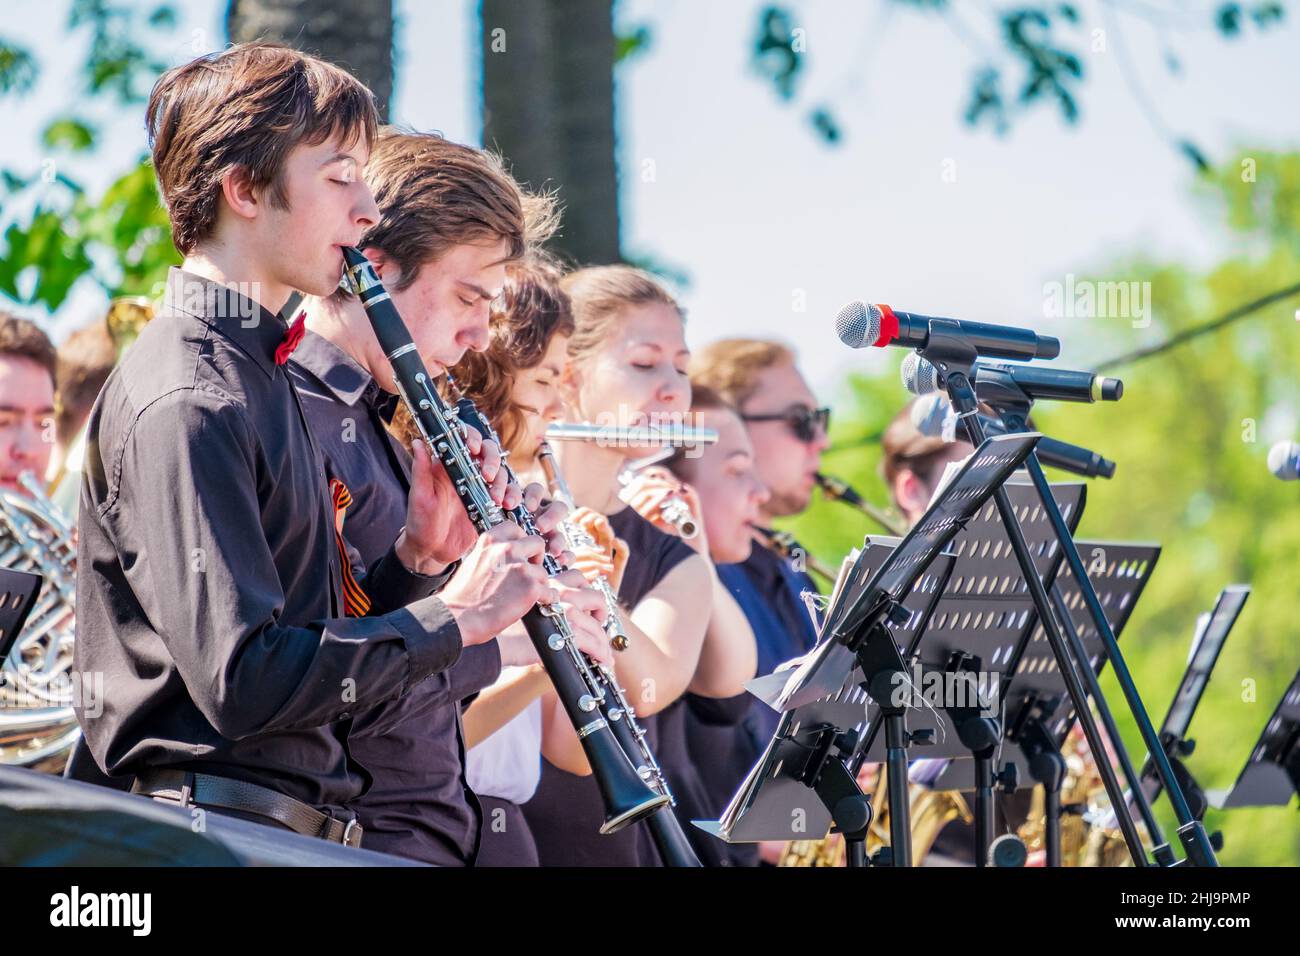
[360,128,557,291]
[55,320,116,445]
[147,42,379,254]
[879,399,952,492]
[689,338,795,411]
[561,265,683,366]
[392,258,574,453]
[0,311,57,385]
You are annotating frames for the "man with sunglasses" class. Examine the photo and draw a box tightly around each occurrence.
[690,340,830,731]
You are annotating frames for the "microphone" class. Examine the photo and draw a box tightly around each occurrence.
[836,301,1060,361]
[901,353,1122,404]
[910,393,1117,479]
[1267,440,1300,481]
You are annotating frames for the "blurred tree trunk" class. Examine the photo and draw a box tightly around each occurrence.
[227,0,394,121]
[481,0,620,265]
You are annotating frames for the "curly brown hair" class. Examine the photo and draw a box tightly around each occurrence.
[391,258,574,454]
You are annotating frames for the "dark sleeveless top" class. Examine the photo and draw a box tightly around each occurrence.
[655,690,759,866]
[522,507,695,866]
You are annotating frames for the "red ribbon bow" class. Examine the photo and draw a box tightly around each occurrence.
[275,311,307,366]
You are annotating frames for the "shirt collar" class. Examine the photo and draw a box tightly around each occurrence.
[290,329,382,409]
[163,268,287,379]
[742,540,788,588]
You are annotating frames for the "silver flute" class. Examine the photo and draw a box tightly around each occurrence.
[543,421,716,540]
[536,441,630,653]
[544,421,719,447]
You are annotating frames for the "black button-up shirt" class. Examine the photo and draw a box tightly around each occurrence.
[289,330,501,865]
[75,269,464,814]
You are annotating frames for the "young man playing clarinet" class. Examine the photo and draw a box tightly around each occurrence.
[74,43,593,848]
[287,128,611,864]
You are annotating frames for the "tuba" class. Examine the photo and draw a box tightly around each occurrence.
[0,473,79,770]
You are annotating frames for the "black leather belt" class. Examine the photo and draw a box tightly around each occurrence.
[132,769,363,847]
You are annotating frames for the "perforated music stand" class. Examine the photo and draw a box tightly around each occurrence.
[698,432,1042,866]
[0,567,43,663]
[1140,585,1249,815]
[854,480,1085,769]
[1209,666,1300,810]
[932,540,1160,790]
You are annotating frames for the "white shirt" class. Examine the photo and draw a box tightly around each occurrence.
[465,667,543,805]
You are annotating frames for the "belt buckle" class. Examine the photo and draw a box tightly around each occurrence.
[341,816,362,848]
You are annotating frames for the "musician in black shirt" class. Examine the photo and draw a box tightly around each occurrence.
[288,129,610,864]
[74,44,586,847]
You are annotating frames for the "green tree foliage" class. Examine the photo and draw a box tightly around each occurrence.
[751,1,1286,169]
[782,149,1300,865]
[0,2,179,312]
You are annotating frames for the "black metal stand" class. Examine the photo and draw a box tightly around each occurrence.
[997,405,1213,865]
[923,335,1219,867]
[1010,697,1068,868]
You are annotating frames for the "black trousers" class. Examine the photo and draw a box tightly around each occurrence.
[475,795,539,867]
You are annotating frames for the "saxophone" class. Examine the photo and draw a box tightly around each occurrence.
[1017,726,1138,866]
[0,472,79,770]
[779,765,974,866]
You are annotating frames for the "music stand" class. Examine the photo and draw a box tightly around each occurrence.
[0,567,43,663]
[925,337,1216,866]
[935,541,1160,865]
[699,432,1042,866]
[1141,586,1250,821]
[1209,666,1300,810]
[837,480,1083,864]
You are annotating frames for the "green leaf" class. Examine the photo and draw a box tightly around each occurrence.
[1216,3,1243,34]
[0,39,38,96]
[42,117,98,153]
[615,25,652,64]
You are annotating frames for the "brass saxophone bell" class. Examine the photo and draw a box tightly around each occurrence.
[106,295,156,355]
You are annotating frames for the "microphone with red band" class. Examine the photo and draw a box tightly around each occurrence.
[836,300,1061,361]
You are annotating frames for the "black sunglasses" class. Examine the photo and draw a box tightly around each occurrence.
[741,405,830,443]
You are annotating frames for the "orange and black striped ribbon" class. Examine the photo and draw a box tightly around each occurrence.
[329,478,371,617]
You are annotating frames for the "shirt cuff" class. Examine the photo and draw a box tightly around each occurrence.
[447,640,502,703]
[387,596,464,687]
[365,543,460,614]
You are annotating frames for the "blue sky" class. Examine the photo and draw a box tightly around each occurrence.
[3,0,1299,397]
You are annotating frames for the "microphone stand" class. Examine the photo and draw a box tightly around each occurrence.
[918,329,1218,867]
[974,372,1192,867]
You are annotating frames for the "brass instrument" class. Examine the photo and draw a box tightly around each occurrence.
[0,472,79,771]
[1017,727,1138,866]
[816,473,908,536]
[779,765,974,866]
[106,295,155,355]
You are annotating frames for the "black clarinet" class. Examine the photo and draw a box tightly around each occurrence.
[340,247,666,835]
[467,415,701,867]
